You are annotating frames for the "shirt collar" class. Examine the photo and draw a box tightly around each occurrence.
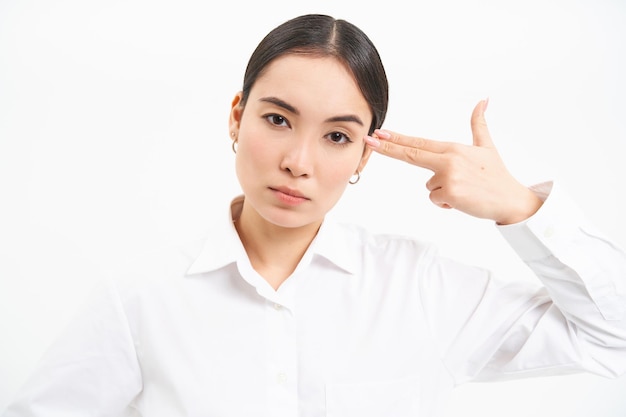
[186,196,247,275]
[309,218,359,275]
[186,195,359,276]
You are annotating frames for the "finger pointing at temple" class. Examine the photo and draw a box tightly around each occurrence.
[364,129,450,171]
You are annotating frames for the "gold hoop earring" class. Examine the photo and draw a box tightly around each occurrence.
[231,140,238,154]
[349,171,360,185]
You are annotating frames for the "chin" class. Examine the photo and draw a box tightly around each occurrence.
[267,214,319,229]
[261,207,324,230]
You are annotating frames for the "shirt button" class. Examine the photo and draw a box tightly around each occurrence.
[276,372,288,384]
[543,226,555,238]
[273,303,282,311]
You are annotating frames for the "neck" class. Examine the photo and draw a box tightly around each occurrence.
[234,200,321,290]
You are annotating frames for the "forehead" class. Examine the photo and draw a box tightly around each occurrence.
[249,54,371,120]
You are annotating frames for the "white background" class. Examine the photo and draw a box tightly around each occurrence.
[1,0,625,415]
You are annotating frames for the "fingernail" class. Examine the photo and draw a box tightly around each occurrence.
[364,135,380,148]
[374,129,391,139]
[483,97,490,112]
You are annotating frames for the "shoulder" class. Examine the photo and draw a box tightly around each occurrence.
[100,235,209,296]
[325,221,439,266]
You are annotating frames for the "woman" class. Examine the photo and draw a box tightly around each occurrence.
[3,13,625,417]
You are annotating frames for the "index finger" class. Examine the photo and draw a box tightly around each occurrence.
[366,129,448,171]
[374,129,450,153]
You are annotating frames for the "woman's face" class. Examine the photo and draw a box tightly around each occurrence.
[229,54,373,230]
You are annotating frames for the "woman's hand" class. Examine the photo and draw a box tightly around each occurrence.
[364,99,542,225]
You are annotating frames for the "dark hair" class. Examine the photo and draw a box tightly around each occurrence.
[241,14,389,134]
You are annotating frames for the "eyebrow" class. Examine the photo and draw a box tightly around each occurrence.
[259,96,364,127]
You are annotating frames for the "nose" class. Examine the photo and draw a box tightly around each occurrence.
[279,134,315,177]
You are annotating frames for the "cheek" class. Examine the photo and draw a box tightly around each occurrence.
[322,152,362,185]
[239,133,275,166]
[332,164,354,182]
[237,114,274,163]
[235,136,259,183]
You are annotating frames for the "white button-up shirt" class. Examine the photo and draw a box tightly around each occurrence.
[3,182,626,417]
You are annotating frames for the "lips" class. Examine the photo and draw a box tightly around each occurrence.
[270,186,309,200]
[269,186,310,205]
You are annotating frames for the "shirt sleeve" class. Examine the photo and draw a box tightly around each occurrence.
[1,279,142,417]
[420,181,626,385]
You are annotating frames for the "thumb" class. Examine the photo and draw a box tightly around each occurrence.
[471,98,494,148]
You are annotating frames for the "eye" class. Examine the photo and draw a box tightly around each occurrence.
[326,131,353,145]
[264,114,290,127]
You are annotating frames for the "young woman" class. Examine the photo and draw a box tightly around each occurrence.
[3,13,625,417]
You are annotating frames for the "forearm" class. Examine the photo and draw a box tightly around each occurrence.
[499,181,626,377]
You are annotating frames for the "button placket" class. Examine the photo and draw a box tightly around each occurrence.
[264,299,298,416]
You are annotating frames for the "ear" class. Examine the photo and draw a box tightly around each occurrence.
[229,92,244,135]
[356,144,373,173]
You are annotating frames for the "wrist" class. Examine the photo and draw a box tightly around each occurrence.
[496,187,543,225]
